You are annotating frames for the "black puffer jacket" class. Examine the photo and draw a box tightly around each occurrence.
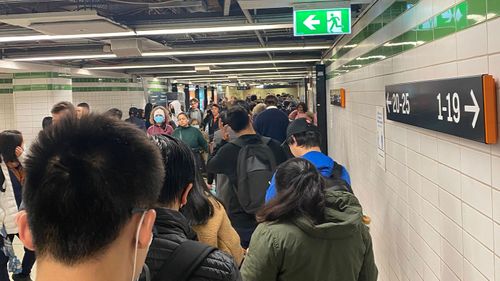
[141,208,242,281]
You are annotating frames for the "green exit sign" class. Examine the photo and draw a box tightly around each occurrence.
[294,8,351,36]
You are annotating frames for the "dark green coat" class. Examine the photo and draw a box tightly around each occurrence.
[172,126,208,152]
[241,190,377,281]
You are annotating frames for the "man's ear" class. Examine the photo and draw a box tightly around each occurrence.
[16,211,35,251]
[180,183,193,207]
[137,209,156,249]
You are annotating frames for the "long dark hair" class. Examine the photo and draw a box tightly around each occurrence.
[257,158,326,224]
[150,134,195,205]
[0,130,23,164]
[180,171,219,226]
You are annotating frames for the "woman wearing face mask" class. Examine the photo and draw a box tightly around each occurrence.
[147,106,174,136]
[173,113,208,175]
[0,130,36,281]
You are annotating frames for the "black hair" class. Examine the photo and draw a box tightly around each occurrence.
[265,95,278,106]
[104,108,123,120]
[250,95,257,101]
[42,117,53,130]
[257,158,326,224]
[51,101,76,115]
[232,100,250,113]
[287,130,321,148]
[144,103,153,120]
[212,104,220,109]
[129,107,138,117]
[151,134,195,205]
[219,111,229,126]
[181,171,217,226]
[0,130,23,164]
[77,103,90,110]
[23,114,164,265]
[297,102,308,112]
[227,105,250,133]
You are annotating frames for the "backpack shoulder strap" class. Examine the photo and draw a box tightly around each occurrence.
[331,161,344,179]
[152,240,216,281]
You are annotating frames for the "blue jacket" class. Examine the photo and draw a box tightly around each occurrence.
[265,151,351,202]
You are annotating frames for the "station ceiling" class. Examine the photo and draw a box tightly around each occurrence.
[0,0,372,84]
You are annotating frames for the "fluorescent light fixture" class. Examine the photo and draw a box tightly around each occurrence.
[9,54,117,61]
[85,59,319,70]
[211,67,307,72]
[156,71,308,79]
[0,24,291,43]
[0,31,136,43]
[143,46,329,57]
[356,55,386,61]
[342,44,358,49]
[136,24,293,36]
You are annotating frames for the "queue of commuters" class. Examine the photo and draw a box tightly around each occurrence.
[0,97,377,281]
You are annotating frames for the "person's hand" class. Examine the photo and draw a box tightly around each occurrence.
[15,146,24,158]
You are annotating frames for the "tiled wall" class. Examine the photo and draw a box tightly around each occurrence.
[12,72,73,144]
[0,74,14,131]
[327,0,500,280]
[72,77,146,118]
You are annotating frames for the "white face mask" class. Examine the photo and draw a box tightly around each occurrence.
[192,125,200,129]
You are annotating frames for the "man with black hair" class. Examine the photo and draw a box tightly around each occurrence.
[76,102,90,119]
[253,95,289,143]
[50,101,76,124]
[207,105,287,248]
[189,98,203,125]
[265,118,351,202]
[126,106,146,131]
[16,114,164,281]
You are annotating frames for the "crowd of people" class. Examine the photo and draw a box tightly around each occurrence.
[0,94,377,281]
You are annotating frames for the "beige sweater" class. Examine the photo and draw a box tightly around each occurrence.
[192,197,245,266]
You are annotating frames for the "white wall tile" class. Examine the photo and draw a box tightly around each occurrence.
[457,56,489,77]
[487,17,500,54]
[463,259,488,281]
[493,155,500,191]
[463,232,495,280]
[437,139,460,170]
[495,255,500,281]
[438,188,462,225]
[457,24,488,60]
[436,164,461,197]
[494,189,500,224]
[461,175,493,217]
[460,147,492,185]
[494,222,500,256]
[462,203,494,250]
[440,237,463,279]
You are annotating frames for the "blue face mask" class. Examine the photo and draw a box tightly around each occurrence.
[154,115,165,124]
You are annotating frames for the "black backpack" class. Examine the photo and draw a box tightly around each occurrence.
[231,136,277,214]
[324,161,353,194]
[151,240,216,281]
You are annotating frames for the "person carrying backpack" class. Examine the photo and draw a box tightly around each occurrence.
[265,118,352,202]
[207,105,287,248]
[141,135,241,281]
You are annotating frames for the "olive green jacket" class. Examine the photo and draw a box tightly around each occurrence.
[241,190,377,281]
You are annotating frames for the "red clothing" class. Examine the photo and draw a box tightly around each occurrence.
[147,124,173,136]
[288,110,317,125]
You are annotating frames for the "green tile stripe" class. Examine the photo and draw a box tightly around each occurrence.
[72,78,134,83]
[328,0,496,79]
[148,88,166,92]
[13,84,72,91]
[73,87,144,92]
[13,72,71,79]
[328,0,420,64]
[0,79,12,84]
[148,81,167,85]
[0,89,13,94]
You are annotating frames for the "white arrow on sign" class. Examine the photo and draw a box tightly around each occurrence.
[464,89,480,128]
[304,15,321,30]
[386,93,392,112]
